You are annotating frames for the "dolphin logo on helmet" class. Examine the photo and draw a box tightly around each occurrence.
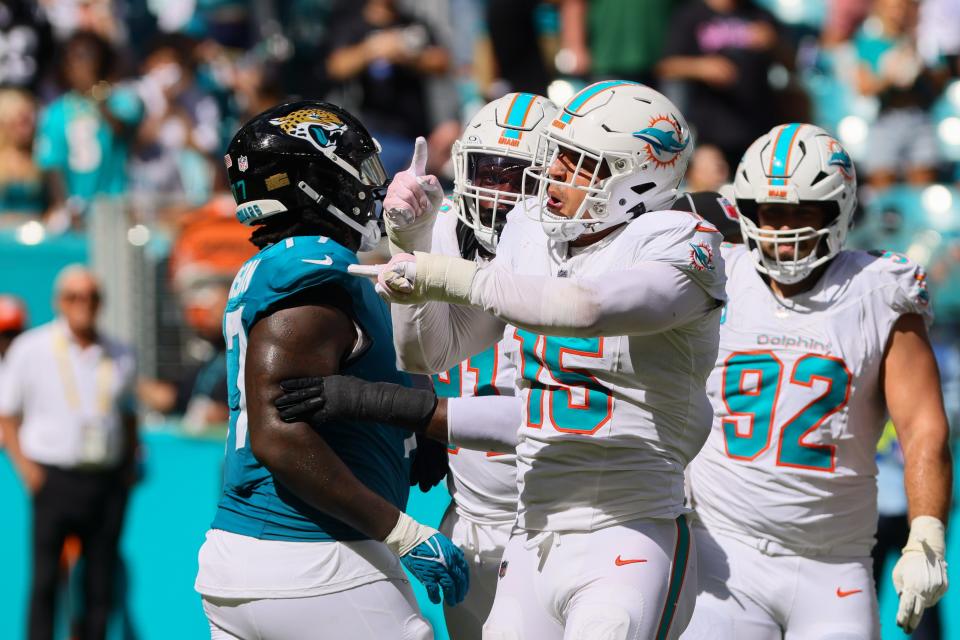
[633,115,689,168]
[827,142,854,180]
[633,126,688,155]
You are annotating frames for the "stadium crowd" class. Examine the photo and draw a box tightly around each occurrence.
[0,0,959,638]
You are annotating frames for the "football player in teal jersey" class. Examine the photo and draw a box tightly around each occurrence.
[194,101,468,640]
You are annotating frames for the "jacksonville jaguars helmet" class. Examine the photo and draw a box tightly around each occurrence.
[523,80,692,242]
[734,123,857,284]
[452,93,558,253]
[225,101,389,251]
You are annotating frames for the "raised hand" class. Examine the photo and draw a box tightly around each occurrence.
[383,137,444,254]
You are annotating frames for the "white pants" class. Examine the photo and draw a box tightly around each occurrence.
[482,515,696,640]
[202,578,433,640]
[439,507,513,640]
[682,525,879,640]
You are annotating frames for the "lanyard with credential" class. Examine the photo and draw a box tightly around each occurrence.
[52,327,114,418]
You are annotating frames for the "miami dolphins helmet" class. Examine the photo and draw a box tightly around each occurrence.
[225,101,389,251]
[452,93,558,253]
[523,80,693,242]
[734,123,857,284]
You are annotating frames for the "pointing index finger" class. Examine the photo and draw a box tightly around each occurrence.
[408,136,428,176]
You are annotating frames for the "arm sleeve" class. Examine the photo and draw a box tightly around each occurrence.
[391,299,506,374]
[391,203,508,374]
[467,260,718,337]
[447,394,522,453]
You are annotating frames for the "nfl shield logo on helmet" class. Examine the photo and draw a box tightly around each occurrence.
[238,155,249,172]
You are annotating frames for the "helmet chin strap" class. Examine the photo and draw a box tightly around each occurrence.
[298,180,381,251]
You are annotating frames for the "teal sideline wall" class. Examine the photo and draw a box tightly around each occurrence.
[0,429,454,639]
[1,429,959,639]
[0,232,87,325]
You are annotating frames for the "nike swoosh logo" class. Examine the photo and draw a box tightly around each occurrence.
[614,555,647,566]
[836,588,862,598]
[695,224,721,233]
[302,257,333,266]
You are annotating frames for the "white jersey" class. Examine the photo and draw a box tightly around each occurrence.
[688,245,933,557]
[431,200,520,525]
[494,208,727,532]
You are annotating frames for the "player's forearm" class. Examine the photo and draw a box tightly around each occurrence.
[252,424,401,540]
[902,422,953,522]
[447,395,521,452]
[392,298,504,374]
[468,260,715,337]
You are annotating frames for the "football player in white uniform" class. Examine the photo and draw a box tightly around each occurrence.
[428,93,556,638]
[275,93,558,639]
[683,124,952,639]
[358,81,727,639]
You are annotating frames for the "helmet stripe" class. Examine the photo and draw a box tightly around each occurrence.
[501,93,537,140]
[768,123,803,186]
[559,80,640,124]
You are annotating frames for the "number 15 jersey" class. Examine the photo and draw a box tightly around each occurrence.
[688,245,932,557]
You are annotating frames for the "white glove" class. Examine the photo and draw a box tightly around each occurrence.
[892,515,948,634]
[383,136,444,255]
[348,251,477,305]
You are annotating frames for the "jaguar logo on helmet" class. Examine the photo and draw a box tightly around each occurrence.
[269,108,348,153]
[826,139,853,181]
[633,114,688,169]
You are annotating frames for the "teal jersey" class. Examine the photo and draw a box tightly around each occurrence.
[34,87,143,208]
[212,235,414,542]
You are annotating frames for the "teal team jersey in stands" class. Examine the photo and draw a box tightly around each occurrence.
[212,235,414,542]
[34,87,143,208]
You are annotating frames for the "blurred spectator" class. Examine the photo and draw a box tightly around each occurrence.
[658,0,789,170]
[558,0,675,85]
[34,30,143,227]
[821,0,871,48]
[0,0,54,92]
[0,89,48,225]
[0,265,137,640]
[230,57,286,125]
[136,282,230,432]
[40,0,123,43]
[918,0,960,67]
[854,0,947,189]
[684,143,731,193]
[179,282,229,432]
[0,293,26,360]
[131,34,220,207]
[486,0,549,95]
[326,0,451,175]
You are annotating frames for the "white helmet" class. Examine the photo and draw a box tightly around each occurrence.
[523,80,692,242]
[734,123,857,285]
[452,93,558,253]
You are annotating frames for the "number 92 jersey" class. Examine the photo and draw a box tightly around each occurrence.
[688,245,932,557]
